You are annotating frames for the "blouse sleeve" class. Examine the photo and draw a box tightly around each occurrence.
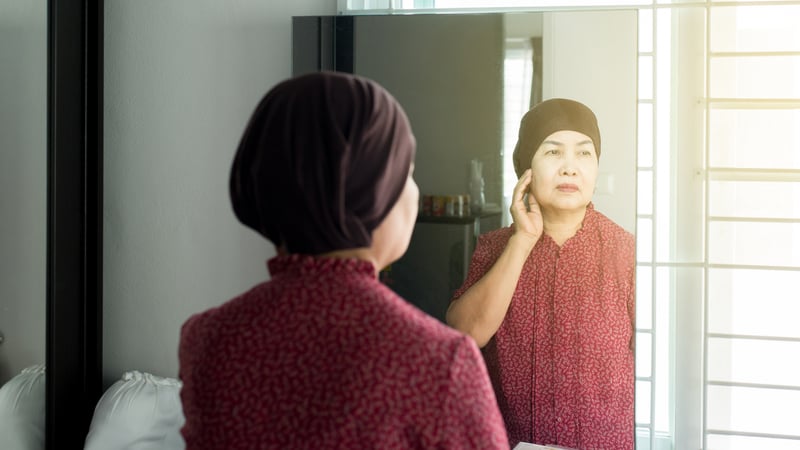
[435,336,510,450]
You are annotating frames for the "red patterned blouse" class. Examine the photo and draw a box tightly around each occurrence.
[453,204,635,450]
[179,254,509,450]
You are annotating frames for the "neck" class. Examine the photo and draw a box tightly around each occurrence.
[542,206,588,246]
[274,245,381,277]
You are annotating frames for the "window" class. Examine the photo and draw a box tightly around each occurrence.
[631,5,800,448]
[502,38,534,226]
[703,5,800,449]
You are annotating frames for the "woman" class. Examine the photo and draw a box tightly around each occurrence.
[446,98,635,450]
[178,72,508,450]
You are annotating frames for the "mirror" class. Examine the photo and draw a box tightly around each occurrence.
[294,10,638,448]
[0,0,47,382]
[293,10,637,322]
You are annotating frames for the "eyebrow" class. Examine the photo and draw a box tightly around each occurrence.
[541,139,594,147]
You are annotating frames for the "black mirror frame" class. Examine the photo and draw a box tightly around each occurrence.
[46,0,103,448]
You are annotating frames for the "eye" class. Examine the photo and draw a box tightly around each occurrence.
[544,148,560,156]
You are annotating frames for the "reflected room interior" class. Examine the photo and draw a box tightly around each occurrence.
[293,10,638,323]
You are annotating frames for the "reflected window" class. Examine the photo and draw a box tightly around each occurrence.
[501,37,534,226]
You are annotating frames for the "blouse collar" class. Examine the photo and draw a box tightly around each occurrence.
[538,202,598,249]
[267,254,376,279]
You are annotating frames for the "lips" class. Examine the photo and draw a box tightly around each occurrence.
[556,183,579,192]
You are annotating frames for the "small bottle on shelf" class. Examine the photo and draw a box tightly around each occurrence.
[468,159,485,215]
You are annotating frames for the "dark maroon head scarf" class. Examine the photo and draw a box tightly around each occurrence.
[229,72,416,255]
[512,98,601,177]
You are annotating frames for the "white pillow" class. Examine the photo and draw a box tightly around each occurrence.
[0,364,46,450]
[84,370,185,450]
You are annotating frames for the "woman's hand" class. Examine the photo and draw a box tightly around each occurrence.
[510,169,543,242]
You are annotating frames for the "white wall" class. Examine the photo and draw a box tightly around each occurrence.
[0,1,47,384]
[103,0,334,384]
[543,9,638,233]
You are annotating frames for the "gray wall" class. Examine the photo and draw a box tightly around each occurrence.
[355,14,506,206]
[0,0,47,384]
[103,0,334,385]
[353,14,505,321]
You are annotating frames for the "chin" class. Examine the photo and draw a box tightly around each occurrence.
[550,199,590,212]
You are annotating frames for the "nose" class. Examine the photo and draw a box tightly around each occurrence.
[560,163,577,176]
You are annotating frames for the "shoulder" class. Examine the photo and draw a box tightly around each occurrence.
[369,285,485,365]
[477,226,513,245]
[450,226,514,300]
[378,286,468,348]
[584,209,635,277]
[587,209,634,247]
[474,226,514,258]
[179,303,220,347]
[179,281,271,351]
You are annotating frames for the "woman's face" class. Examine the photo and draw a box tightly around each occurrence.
[529,130,598,214]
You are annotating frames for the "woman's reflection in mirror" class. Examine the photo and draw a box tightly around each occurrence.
[447,98,635,450]
[177,71,509,449]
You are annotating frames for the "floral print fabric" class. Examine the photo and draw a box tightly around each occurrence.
[179,254,509,450]
[453,205,635,450]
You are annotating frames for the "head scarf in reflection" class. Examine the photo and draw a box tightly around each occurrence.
[229,72,416,255]
[512,98,601,177]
